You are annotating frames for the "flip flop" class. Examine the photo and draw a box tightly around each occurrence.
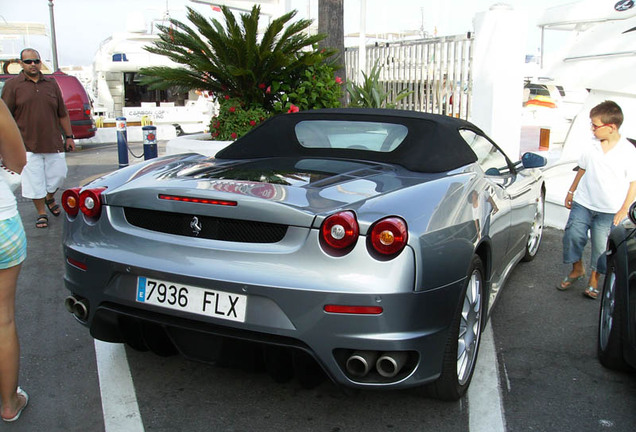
[1,387,29,422]
[36,214,48,229]
[45,197,61,217]
[583,286,600,299]
[557,273,586,290]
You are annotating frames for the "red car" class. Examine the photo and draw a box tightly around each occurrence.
[1,68,96,139]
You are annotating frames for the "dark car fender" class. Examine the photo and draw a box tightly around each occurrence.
[606,223,636,367]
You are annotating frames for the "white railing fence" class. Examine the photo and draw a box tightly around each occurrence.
[344,34,474,120]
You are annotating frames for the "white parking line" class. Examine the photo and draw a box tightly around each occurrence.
[94,340,145,432]
[468,323,506,432]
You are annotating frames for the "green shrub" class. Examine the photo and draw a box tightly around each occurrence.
[210,97,269,140]
[271,62,344,114]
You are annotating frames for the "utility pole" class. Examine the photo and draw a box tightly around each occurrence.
[48,0,60,70]
[318,0,346,105]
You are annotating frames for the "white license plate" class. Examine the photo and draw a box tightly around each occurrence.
[136,277,247,323]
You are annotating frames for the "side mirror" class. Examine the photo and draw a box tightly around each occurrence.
[521,152,547,169]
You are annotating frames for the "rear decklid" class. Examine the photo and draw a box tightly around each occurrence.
[102,156,436,228]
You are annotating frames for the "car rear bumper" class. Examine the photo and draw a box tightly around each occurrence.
[63,247,465,389]
[71,119,97,138]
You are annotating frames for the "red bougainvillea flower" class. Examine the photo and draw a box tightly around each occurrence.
[229,106,236,113]
[224,95,230,100]
[231,132,238,139]
[249,120,256,126]
[288,104,300,113]
[335,76,343,84]
[258,83,266,90]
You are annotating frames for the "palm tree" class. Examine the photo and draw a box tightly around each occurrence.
[140,5,333,111]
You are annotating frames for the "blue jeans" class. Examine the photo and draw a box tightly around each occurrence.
[562,201,613,274]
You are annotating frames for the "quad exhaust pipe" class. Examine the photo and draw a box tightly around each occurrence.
[345,350,408,378]
[64,295,89,321]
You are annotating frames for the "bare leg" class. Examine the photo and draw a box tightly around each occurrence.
[0,264,24,419]
[568,260,585,279]
[33,197,46,216]
[589,270,601,289]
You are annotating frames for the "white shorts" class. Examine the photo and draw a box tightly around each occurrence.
[21,152,68,199]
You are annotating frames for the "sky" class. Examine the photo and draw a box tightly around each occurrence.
[0,0,577,67]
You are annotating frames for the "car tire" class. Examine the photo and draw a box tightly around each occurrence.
[426,255,485,401]
[598,258,632,371]
[522,191,544,262]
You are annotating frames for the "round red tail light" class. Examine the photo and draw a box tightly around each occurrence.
[62,188,81,217]
[370,217,408,256]
[321,211,359,251]
[79,187,106,219]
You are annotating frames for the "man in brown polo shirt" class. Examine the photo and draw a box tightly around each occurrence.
[1,48,75,228]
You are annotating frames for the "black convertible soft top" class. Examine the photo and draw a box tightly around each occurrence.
[215,108,482,173]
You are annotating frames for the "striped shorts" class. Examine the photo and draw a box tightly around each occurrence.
[0,215,27,269]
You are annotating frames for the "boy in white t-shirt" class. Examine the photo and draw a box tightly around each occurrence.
[558,100,636,298]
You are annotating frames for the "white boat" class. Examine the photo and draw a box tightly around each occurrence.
[531,0,636,228]
[91,12,217,136]
[0,21,55,73]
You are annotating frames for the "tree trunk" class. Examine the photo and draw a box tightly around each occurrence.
[318,0,346,106]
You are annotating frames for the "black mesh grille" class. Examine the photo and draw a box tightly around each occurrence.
[123,207,287,243]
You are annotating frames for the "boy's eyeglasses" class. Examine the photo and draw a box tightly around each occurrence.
[21,59,41,65]
[590,122,612,131]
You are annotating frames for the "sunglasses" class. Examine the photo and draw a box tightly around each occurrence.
[21,59,41,65]
[590,122,613,131]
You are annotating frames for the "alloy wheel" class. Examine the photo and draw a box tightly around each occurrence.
[599,269,616,351]
[526,194,544,257]
[457,269,482,385]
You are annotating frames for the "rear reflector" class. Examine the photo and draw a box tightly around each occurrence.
[158,194,237,206]
[67,257,87,271]
[324,305,383,315]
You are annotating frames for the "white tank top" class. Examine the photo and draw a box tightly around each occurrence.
[0,177,18,220]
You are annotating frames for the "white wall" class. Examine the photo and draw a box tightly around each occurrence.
[470,4,526,159]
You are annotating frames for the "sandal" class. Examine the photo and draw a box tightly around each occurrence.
[583,286,600,299]
[557,273,586,290]
[45,197,61,217]
[36,214,48,229]
[1,387,29,422]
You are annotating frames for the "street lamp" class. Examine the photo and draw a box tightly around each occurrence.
[48,0,59,70]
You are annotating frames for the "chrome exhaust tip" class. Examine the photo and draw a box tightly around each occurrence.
[64,295,78,313]
[72,299,89,321]
[64,295,89,321]
[376,351,408,378]
[345,350,378,377]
